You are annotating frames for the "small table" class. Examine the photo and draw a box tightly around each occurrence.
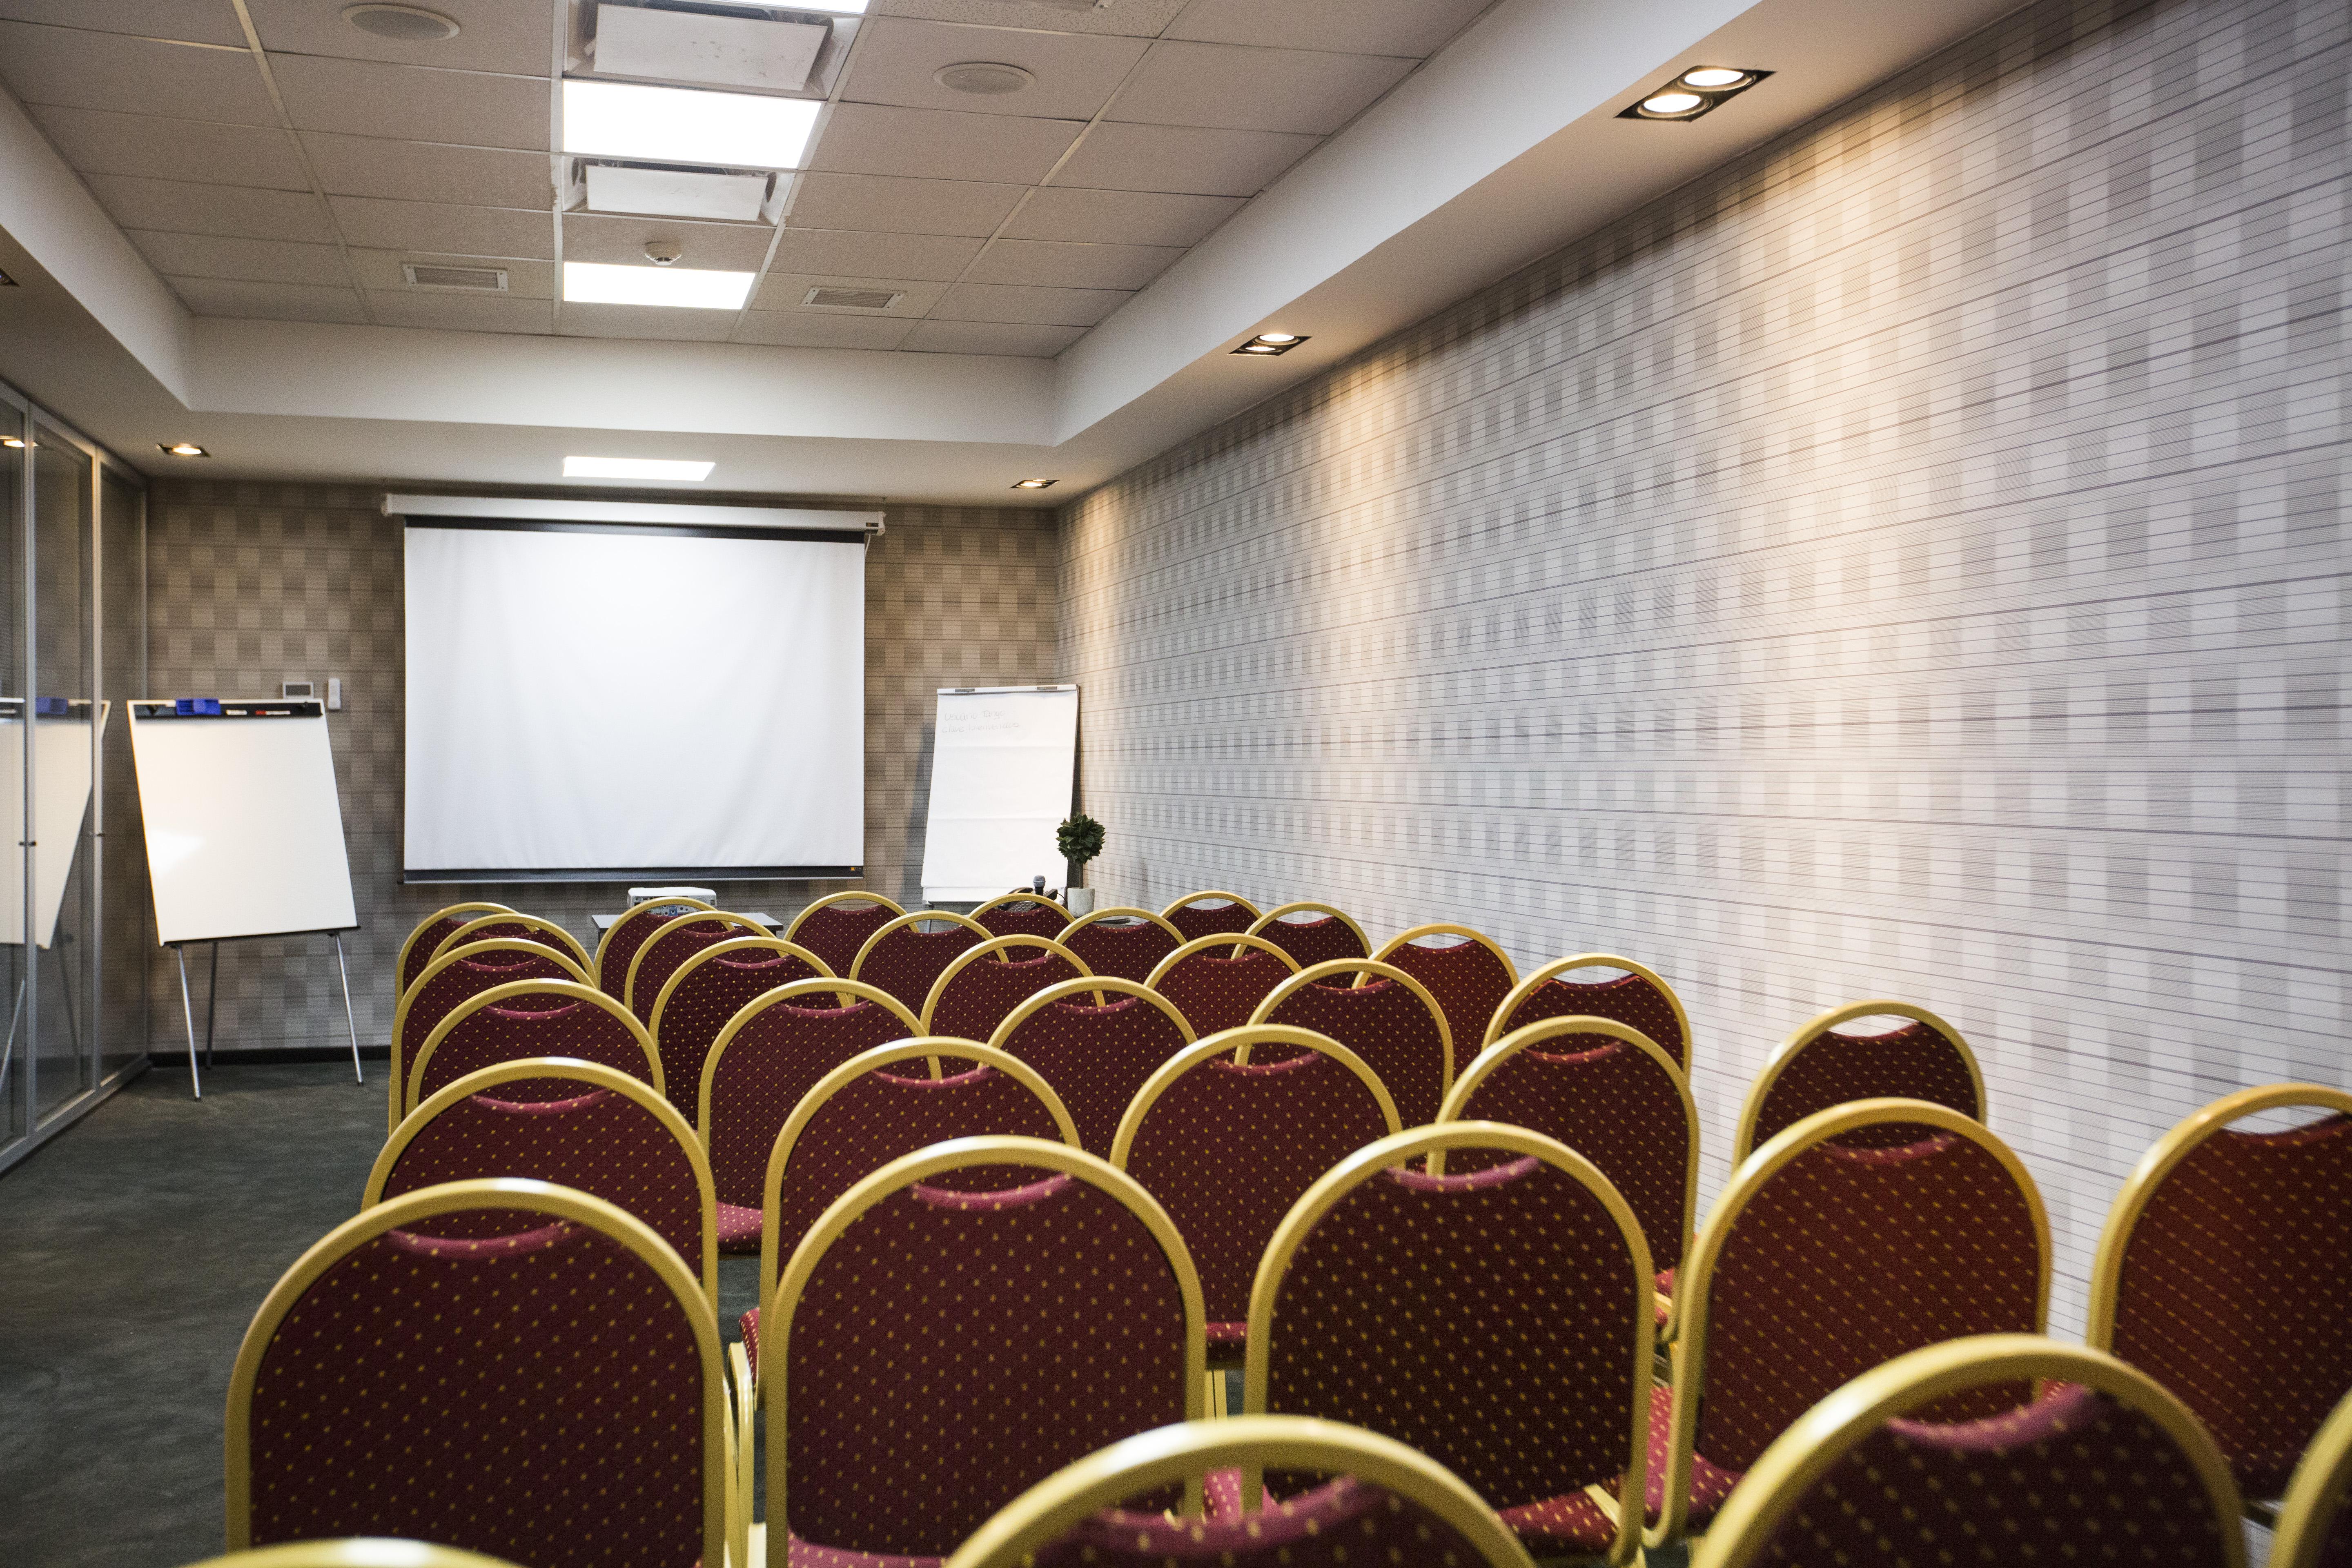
[591,910,784,932]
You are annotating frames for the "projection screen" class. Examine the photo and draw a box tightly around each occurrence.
[402,515,865,881]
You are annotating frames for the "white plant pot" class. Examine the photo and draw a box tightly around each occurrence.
[1065,887,1096,915]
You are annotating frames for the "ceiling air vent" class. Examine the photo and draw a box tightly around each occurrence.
[402,263,510,292]
[804,287,904,312]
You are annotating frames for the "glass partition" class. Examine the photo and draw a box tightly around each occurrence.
[31,425,95,1124]
[99,470,146,1087]
[0,400,23,1152]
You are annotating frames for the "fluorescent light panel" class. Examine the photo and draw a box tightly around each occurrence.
[562,79,820,169]
[564,456,716,481]
[563,261,753,309]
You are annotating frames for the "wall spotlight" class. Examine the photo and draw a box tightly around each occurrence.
[1011,478,1057,490]
[160,441,210,457]
[1620,66,1771,121]
[2,436,28,449]
[1232,332,1309,356]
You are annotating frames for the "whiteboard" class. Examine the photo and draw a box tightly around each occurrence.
[921,686,1078,903]
[128,699,359,945]
[0,699,107,949]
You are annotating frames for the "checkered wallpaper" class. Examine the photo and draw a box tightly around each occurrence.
[1058,0,2352,1334]
[144,482,1055,1058]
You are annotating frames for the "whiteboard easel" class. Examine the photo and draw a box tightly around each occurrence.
[920,686,1078,904]
[128,699,361,1098]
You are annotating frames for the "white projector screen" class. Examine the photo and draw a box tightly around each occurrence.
[403,517,864,881]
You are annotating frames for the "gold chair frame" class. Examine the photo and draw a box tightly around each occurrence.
[846,908,993,987]
[387,938,591,1134]
[1060,905,1186,950]
[1694,1333,2245,1568]
[623,911,772,1018]
[1650,1098,2051,1547]
[944,1414,1539,1568]
[1481,953,1691,1063]
[368,1056,720,1301]
[396,902,510,988]
[1159,890,1263,925]
[225,1178,733,1568]
[436,911,590,974]
[986,973,1198,1056]
[1108,1024,1401,1169]
[647,936,834,1046]
[1241,1120,1655,1565]
[782,889,905,945]
[969,891,1072,927]
[405,980,661,1125]
[2272,1383,2352,1568]
[592,895,717,990]
[1246,901,1372,956]
[1245,958,1454,1088]
[696,978,928,1141]
[1374,922,1521,982]
[187,1541,528,1568]
[919,935,1094,1033]
[1729,998,1984,1163]
[1144,931,1302,989]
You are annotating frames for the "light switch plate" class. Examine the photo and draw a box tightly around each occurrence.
[327,677,342,711]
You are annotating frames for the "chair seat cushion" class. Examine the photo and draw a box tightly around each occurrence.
[788,1537,941,1568]
[716,1200,762,1252]
[1206,1321,1247,1346]
[1644,1383,1742,1524]
[741,1307,761,1379]
[1497,1489,1617,1551]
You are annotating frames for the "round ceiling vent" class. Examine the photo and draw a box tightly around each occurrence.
[935,61,1036,96]
[341,4,461,42]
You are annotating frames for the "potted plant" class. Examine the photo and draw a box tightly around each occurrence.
[1057,813,1104,914]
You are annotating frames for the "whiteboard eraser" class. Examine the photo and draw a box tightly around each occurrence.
[326,677,342,710]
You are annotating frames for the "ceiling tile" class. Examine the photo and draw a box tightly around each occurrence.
[844,18,1147,120]
[733,313,916,350]
[1163,0,1491,58]
[809,103,1081,185]
[0,22,276,125]
[767,228,982,283]
[899,319,1085,357]
[1001,186,1240,247]
[29,105,308,189]
[557,303,741,342]
[750,273,946,314]
[128,231,349,287]
[1108,42,1414,135]
[327,197,554,258]
[368,291,557,334]
[784,172,1025,238]
[862,0,1185,37]
[1050,122,1317,196]
[269,55,549,150]
[245,0,548,76]
[562,213,774,271]
[0,1,246,46]
[964,238,1181,290]
[301,133,555,209]
[168,276,369,324]
[347,249,554,298]
[935,282,1127,327]
[88,176,334,242]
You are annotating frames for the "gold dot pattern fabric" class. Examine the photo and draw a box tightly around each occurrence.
[1379,942,1515,1068]
[1062,920,1181,984]
[929,949,1087,1044]
[598,905,680,996]
[416,996,653,1109]
[1153,947,1293,1038]
[397,950,575,1078]
[1753,1020,1982,1152]
[789,904,900,982]
[245,1220,705,1565]
[1262,980,1450,1130]
[858,926,987,1014]
[1499,974,1685,1072]
[704,999,915,1218]
[401,916,467,994]
[1256,915,1370,969]
[784,1174,1189,1557]
[629,921,753,1026]
[974,901,1071,940]
[992,993,1192,1156]
[651,948,825,1121]
[1165,901,1256,944]
[1032,1477,1497,1567]
[2111,1112,2352,1497]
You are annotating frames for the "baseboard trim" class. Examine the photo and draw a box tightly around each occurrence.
[147,1045,392,1066]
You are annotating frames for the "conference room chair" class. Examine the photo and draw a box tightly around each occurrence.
[1242,1122,1655,1564]
[385,939,589,1135]
[970,892,1073,940]
[1648,1098,2050,1547]
[920,934,1091,1045]
[1437,1015,1695,1335]
[623,910,772,1025]
[2271,1386,2352,1568]
[1730,998,1985,1163]
[1057,905,1185,982]
[697,977,922,1251]
[1248,959,1453,1129]
[1245,901,1372,968]
[185,1543,527,1568]
[1146,932,1300,1037]
[593,894,715,997]
[1695,1335,2244,1568]
[395,900,510,996]
[945,1416,1538,1568]
[1110,1025,1398,1366]
[1485,953,1691,1073]
[784,889,907,979]
[432,911,591,976]
[1160,889,1262,942]
[1372,924,1518,1065]
[986,976,1196,1156]
[645,936,831,1121]
[366,1058,719,1303]
[403,981,661,1125]
[849,908,992,1015]
[226,1179,732,1568]
[2085,1082,2352,1509]
[760,1139,1206,1563]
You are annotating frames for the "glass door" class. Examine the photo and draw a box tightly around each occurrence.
[30,425,95,1125]
[0,399,23,1149]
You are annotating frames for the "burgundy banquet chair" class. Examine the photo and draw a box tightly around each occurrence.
[1147,933,1299,1038]
[623,910,770,1025]
[388,938,588,1134]
[403,980,661,1124]
[396,901,510,996]
[849,909,992,1016]
[594,895,716,997]
[1246,902,1371,969]
[987,976,1196,1156]
[970,893,1072,940]
[783,891,906,980]
[645,935,830,1120]
[1731,998,1985,1162]
[1058,907,1186,983]
[1160,891,1262,943]
[1248,959,1452,1129]
[433,911,591,975]
[1373,924,1519,1065]
[920,935,1091,1047]
[1486,953,1691,1073]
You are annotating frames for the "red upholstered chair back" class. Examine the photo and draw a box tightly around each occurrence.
[407,982,658,1123]
[770,1141,1205,1560]
[1247,903,1371,969]
[398,901,509,995]
[922,937,1091,1044]
[972,895,1071,940]
[367,1059,716,1299]
[1373,927,1518,1062]
[435,913,589,975]
[646,938,829,1120]
[1700,1336,2243,1568]
[624,912,768,1024]
[1147,933,1299,1037]
[1735,999,1984,1161]
[227,1181,722,1567]
[2089,1085,2352,1499]
[1060,909,1185,983]
[1160,891,1261,943]
[850,911,991,1014]
[1250,961,1452,1130]
[595,897,714,996]
[1113,1026,1399,1344]
[1245,1124,1654,1556]
[987,978,1196,1156]
[699,979,920,1214]
[1489,955,1690,1071]
[2273,1384,2352,1568]
[1438,1016,1695,1276]
[784,892,904,979]
[389,940,589,1133]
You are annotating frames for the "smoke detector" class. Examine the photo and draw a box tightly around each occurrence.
[342,4,460,40]
[935,61,1034,95]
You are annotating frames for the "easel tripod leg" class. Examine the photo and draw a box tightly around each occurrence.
[332,933,361,1084]
[175,946,202,1100]
[203,941,218,1068]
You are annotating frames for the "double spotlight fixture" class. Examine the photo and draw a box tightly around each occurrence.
[1622,65,1770,122]
[1232,332,1309,357]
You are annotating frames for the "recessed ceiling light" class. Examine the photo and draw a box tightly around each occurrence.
[564,456,716,481]
[2,437,29,449]
[935,62,1035,95]
[1621,66,1770,121]
[1011,478,1056,490]
[1679,66,1755,89]
[563,261,754,309]
[160,442,209,458]
[562,79,821,171]
[342,4,459,41]
[1232,332,1309,356]
[1641,90,1704,116]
